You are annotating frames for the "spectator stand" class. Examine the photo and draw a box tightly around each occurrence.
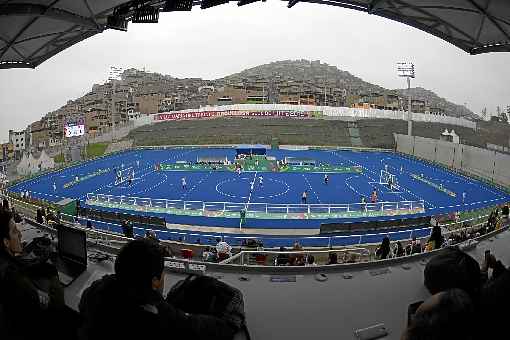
[4,192,507,266]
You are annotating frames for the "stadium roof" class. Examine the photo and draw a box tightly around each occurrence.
[0,0,132,69]
[1,0,510,70]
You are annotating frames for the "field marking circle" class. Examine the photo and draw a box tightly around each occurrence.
[215,177,290,200]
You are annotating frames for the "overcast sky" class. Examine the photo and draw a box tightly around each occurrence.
[1,1,509,143]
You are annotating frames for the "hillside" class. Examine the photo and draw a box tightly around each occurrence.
[219,60,476,119]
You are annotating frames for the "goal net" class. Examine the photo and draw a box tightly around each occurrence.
[115,167,134,186]
[380,170,400,191]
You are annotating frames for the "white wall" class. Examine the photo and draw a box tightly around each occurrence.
[156,104,476,130]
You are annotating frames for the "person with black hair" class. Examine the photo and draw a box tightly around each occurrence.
[327,252,338,265]
[79,239,237,340]
[2,197,9,211]
[0,209,79,340]
[121,220,134,238]
[402,288,476,340]
[427,225,444,250]
[424,247,482,302]
[36,207,44,224]
[394,241,405,257]
[375,236,391,259]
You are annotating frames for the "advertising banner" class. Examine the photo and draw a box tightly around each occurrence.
[154,110,312,121]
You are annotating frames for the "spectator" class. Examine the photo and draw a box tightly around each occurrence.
[79,239,236,340]
[427,225,444,250]
[0,209,80,340]
[145,230,159,243]
[305,255,317,266]
[36,208,44,224]
[501,204,509,219]
[405,237,422,255]
[121,220,134,239]
[479,253,510,339]
[215,238,231,261]
[402,289,475,340]
[2,197,9,211]
[327,252,338,265]
[86,219,93,229]
[375,236,391,259]
[291,240,305,266]
[424,247,481,302]
[202,247,214,262]
[275,246,289,266]
[394,241,405,257]
[344,252,357,264]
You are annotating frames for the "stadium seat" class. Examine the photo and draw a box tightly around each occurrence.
[181,248,193,260]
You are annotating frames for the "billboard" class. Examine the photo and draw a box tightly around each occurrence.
[154,110,312,122]
[64,116,85,138]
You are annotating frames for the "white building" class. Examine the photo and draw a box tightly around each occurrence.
[16,150,55,176]
[440,129,460,144]
[9,129,26,156]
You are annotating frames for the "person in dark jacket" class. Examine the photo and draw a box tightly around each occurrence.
[121,220,134,238]
[36,208,44,224]
[428,225,444,250]
[0,209,79,340]
[402,288,476,340]
[78,239,236,340]
[394,241,405,257]
[376,236,391,259]
[478,252,510,339]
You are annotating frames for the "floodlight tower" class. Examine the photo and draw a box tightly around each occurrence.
[397,62,415,136]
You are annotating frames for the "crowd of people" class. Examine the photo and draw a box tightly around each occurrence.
[0,201,246,340]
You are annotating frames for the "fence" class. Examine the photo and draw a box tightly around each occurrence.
[86,193,425,217]
[4,192,499,253]
[152,104,477,129]
[395,134,510,188]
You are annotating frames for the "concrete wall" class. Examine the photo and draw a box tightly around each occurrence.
[394,133,510,187]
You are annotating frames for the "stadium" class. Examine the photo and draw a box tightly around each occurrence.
[2,1,510,340]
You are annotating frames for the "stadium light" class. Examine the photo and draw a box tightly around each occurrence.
[287,0,299,8]
[397,62,416,136]
[163,0,193,12]
[201,0,230,9]
[132,6,160,23]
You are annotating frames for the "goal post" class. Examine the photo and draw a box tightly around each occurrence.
[380,170,400,191]
[115,167,134,186]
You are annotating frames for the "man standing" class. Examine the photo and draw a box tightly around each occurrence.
[259,176,263,188]
[302,191,308,204]
[181,177,187,190]
[324,174,329,185]
[53,182,57,192]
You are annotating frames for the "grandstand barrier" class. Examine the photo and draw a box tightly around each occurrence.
[85,193,426,220]
[5,192,505,265]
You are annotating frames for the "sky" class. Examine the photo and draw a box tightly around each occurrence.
[1,1,510,143]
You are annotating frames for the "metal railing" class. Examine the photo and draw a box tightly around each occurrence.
[221,247,371,266]
[86,193,425,216]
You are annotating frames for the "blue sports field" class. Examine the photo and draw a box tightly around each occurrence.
[9,148,509,238]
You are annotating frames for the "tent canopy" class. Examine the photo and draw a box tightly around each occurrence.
[1,0,510,69]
